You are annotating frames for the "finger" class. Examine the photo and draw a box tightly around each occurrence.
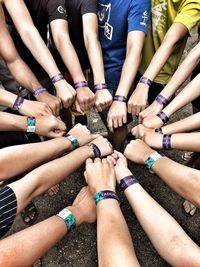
[107,155,116,165]
[107,117,113,133]
[102,158,108,165]
[122,114,127,124]
[75,101,85,115]
[89,96,95,108]
[91,133,100,140]
[118,117,123,128]
[84,171,88,182]
[95,102,103,113]
[113,118,118,129]
[86,158,93,165]
[113,150,123,159]
[127,101,132,114]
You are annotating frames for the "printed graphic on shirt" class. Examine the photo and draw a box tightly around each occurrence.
[57,5,66,14]
[98,3,113,40]
[151,0,167,34]
[141,10,149,27]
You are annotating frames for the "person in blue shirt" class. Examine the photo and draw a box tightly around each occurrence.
[97,0,151,150]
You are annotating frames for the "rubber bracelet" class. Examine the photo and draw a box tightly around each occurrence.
[94,190,119,205]
[157,111,169,124]
[88,143,101,158]
[139,76,152,87]
[13,96,24,111]
[65,134,79,149]
[162,134,172,149]
[74,81,88,89]
[51,73,64,84]
[94,83,108,90]
[113,95,127,102]
[155,94,169,106]
[33,87,47,97]
[155,127,163,134]
[57,208,76,232]
[145,151,164,169]
[119,175,139,192]
[27,116,36,133]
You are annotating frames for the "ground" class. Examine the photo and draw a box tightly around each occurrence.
[8,34,200,266]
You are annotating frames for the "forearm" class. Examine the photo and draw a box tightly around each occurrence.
[7,57,41,93]
[54,35,86,82]
[151,157,200,207]
[171,132,200,152]
[163,74,200,117]
[162,112,200,134]
[97,200,139,267]
[116,48,142,97]
[0,88,17,108]
[0,137,72,180]
[0,111,27,131]
[159,42,200,99]
[124,182,200,266]
[0,216,67,267]
[85,37,105,84]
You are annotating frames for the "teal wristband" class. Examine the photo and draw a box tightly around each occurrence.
[94,190,119,205]
[65,134,79,149]
[27,116,36,133]
[145,152,164,169]
[57,208,76,232]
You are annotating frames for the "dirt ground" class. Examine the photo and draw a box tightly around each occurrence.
[8,33,200,266]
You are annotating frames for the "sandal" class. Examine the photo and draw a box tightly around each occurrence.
[183,200,197,216]
[47,184,60,196]
[21,202,38,226]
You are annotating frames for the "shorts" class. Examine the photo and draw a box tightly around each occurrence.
[0,186,17,238]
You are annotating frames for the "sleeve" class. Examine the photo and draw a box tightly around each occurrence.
[127,0,151,34]
[46,0,68,23]
[174,0,200,36]
[81,0,97,16]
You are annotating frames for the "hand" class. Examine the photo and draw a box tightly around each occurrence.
[142,115,164,129]
[85,158,116,195]
[128,83,149,116]
[36,91,62,117]
[124,139,154,164]
[91,136,113,157]
[131,124,154,139]
[107,101,127,133]
[107,151,131,183]
[35,115,66,138]
[74,87,95,114]
[55,80,76,109]
[95,89,112,112]
[19,99,52,116]
[68,123,99,146]
[67,186,96,225]
[139,100,163,124]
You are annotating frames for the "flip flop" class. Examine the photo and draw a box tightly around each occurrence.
[181,151,194,161]
[21,202,38,226]
[32,258,42,267]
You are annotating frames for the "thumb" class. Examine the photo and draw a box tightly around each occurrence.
[75,101,85,115]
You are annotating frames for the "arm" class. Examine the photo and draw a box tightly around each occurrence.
[139,41,200,121]
[0,112,66,136]
[0,123,98,180]
[0,186,96,267]
[108,31,145,132]
[112,151,200,267]
[85,158,140,267]
[141,74,200,129]
[3,0,76,108]
[128,22,189,116]
[83,13,112,112]
[124,139,200,209]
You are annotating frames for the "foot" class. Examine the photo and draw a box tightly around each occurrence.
[21,202,38,225]
[47,184,60,196]
[32,258,42,267]
[183,200,197,216]
[68,186,97,225]
[181,151,194,161]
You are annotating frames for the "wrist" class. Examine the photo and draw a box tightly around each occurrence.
[66,206,83,226]
[115,167,132,183]
[33,87,47,98]
[94,189,118,205]
[12,95,24,111]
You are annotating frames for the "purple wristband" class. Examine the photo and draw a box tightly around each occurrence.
[13,96,24,111]
[119,175,139,192]
[157,111,169,124]
[51,73,64,84]
[88,143,101,158]
[155,94,169,106]
[139,76,152,87]
[162,134,172,149]
[33,87,47,97]
[74,81,88,89]
[94,83,108,90]
[155,127,163,134]
[113,95,127,102]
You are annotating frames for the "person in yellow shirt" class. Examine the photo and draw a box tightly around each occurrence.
[128,0,200,118]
